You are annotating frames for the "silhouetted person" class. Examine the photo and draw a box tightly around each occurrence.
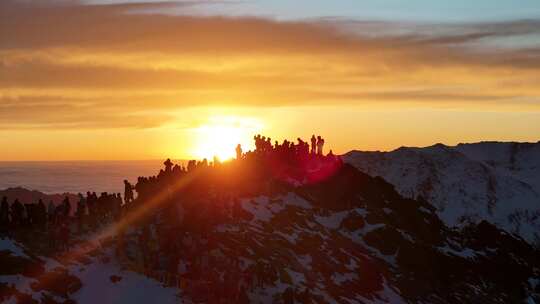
[62,196,71,218]
[316,136,324,155]
[87,192,97,229]
[59,222,70,251]
[311,135,317,155]
[124,180,134,204]
[76,193,86,232]
[114,193,122,219]
[164,158,173,173]
[54,204,64,224]
[261,136,266,150]
[47,200,55,223]
[23,204,32,226]
[254,134,260,151]
[37,199,46,230]
[97,192,108,220]
[0,197,9,232]
[11,199,24,227]
[236,144,243,160]
[187,160,196,172]
[266,137,272,151]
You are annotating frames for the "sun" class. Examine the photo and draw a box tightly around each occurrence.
[191,116,263,161]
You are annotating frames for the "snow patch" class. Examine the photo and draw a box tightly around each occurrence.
[0,237,30,258]
[314,211,349,229]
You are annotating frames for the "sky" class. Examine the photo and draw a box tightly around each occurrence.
[1,0,539,161]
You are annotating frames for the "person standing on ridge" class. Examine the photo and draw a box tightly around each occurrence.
[164,158,173,173]
[124,180,134,204]
[316,136,325,156]
[62,196,71,218]
[37,199,46,230]
[59,221,70,251]
[236,144,243,160]
[47,200,55,224]
[76,193,86,233]
[114,193,122,219]
[0,197,9,233]
[311,135,317,155]
[11,199,23,227]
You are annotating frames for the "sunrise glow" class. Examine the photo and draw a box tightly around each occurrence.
[190,116,263,161]
[2,1,540,303]
[0,0,539,161]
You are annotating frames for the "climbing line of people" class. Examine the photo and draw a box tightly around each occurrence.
[0,191,124,252]
[114,134,331,303]
[1,134,336,303]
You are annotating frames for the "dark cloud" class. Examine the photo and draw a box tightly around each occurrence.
[3,0,538,63]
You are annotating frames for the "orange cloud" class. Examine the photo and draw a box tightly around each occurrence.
[1,0,539,130]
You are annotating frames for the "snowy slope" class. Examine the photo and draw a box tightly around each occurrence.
[456,141,540,191]
[0,237,180,303]
[344,142,540,245]
[1,163,539,303]
[220,167,539,303]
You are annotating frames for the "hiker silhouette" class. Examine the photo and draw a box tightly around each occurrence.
[124,180,134,204]
[236,144,243,160]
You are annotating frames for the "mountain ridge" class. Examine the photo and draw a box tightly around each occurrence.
[344,141,540,246]
[1,163,539,303]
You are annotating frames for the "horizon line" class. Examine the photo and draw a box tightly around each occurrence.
[1,139,539,162]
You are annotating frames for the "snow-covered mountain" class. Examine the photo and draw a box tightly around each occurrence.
[1,164,539,303]
[455,142,540,191]
[344,141,540,246]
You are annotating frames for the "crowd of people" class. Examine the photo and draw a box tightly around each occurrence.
[249,134,340,185]
[0,134,341,303]
[253,134,326,157]
[0,191,124,251]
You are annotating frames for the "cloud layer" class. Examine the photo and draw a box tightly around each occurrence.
[1,0,539,129]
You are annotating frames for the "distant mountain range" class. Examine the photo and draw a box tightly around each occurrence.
[0,187,78,206]
[344,141,540,246]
